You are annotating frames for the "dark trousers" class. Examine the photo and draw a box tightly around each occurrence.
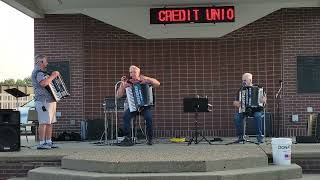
[234,111,264,141]
[123,107,153,140]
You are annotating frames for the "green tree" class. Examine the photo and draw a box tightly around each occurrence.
[0,77,32,86]
[23,77,32,86]
[0,78,16,85]
[16,79,25,86]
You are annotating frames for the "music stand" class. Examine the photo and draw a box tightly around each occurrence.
[4,88,29,109]
[183,97,212,145]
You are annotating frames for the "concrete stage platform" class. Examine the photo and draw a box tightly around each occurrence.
[1,136,320,180]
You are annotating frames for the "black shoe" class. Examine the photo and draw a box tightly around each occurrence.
[257,135,264,144]
[119,136,134,146]
[257,138,264,144]
[235,137,245,143]
[147,139,153,145]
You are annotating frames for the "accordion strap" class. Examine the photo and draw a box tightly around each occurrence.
[33,70,49,80]
[34,70,55,100]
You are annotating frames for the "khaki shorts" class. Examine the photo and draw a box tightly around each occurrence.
[35,101,57,124]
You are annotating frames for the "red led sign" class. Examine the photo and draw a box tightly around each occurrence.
[150,6,235,24]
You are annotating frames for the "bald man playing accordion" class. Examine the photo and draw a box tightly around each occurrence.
[233,73,267,144]
[116,65,160,145]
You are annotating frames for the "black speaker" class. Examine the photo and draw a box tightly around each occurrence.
[0,109,20,152]
[246,112,272,137]
[296,136,319,143]
[317,113,320,138]
[86,119,104,140]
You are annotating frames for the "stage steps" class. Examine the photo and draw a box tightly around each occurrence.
[293,174,320,180]
[60,147,268,173]
[27,164,302,180]
[13,173,320,180]
[61,153,267,173]
[13,145,304,180]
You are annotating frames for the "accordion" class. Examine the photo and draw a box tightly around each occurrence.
[46,75,70,102]
[239,86,264,113]
[125,83,154,112]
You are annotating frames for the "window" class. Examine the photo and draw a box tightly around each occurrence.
[297,56,320,93]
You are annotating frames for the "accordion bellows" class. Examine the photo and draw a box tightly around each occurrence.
[46,75,70,102]
[125,83,154,112]
[239,86,264,113]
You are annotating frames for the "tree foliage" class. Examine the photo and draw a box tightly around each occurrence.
[0,77,32,86]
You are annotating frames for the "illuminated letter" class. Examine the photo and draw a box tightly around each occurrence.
[226,8,235,21]
[206,9,212,20]
[211,9,221,21]
[158,10,166,22]
[193,9,200,21]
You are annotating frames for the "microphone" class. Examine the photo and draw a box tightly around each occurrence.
[208,103,213,112]
[126,76,134,84]
[237,81,246,91]
[275,80,283,98]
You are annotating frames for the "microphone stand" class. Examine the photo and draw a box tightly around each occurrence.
[275,81,283,137]
[114,81,122,143]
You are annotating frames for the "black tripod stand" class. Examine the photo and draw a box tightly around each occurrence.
[183,97,213,145]
[188,109,212,145]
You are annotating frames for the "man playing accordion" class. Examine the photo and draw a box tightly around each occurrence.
[116,65,160,145]
[232,73,267,144]
[32,55,60,149]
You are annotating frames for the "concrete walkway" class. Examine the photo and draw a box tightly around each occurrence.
[4,136,320,180]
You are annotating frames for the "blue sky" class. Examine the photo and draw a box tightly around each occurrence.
[0,1,34,81]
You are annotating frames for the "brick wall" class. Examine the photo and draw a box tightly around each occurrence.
[281,8,320,136]
[0,160,60,180]
[34,15,85,136]
[34,8,320,138]
[293,158,320,174]
[266,155,320,174]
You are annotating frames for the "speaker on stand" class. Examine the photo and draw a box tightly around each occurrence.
[316,113,320,138]
[295,113,320,144]
[0,109,20,152]
[246,112,272,137]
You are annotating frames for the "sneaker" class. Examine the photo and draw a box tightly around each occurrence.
[37,143,51,150]
[46,142,59,148]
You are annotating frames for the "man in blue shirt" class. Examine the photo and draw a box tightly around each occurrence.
[116,65,160,145]
[31,55,60,149]
[233,73,267,144]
